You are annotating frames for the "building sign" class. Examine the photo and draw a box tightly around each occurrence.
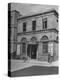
[48,43,53,56]
[17,45,20,55]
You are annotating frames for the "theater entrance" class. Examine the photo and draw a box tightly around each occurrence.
[27,44,38,59]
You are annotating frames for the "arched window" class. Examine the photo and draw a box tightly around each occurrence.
[41,36,48,54]
[41,36,48,41]
[21,38,27,54]
[31,37,37,43]
[21,38,27,43]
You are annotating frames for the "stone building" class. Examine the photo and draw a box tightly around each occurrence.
[10,9,59,62]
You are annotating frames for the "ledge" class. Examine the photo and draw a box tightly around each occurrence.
[17,29,58,36]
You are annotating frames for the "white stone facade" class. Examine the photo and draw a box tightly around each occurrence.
[9,10,59,62]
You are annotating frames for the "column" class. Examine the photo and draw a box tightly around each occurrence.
[37,42,42,59]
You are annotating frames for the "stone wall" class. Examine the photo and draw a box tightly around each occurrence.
[17,12,58,33]
[17,31,57,43]
[10,11,20,55]
[14,10,58,61]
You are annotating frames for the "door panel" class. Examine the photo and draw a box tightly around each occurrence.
[31,45,36,59]
[27,44,31,57]
[31,44,38,59]
[27,44,38,59]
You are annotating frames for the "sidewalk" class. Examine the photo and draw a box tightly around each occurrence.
[29,59,59,66]
[11,59,58,72]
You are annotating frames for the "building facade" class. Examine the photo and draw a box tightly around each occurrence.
[10,9,59,62]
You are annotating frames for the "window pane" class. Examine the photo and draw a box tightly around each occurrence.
[43,42,48,53]
[22,43,26,53]
[43,18,47,29]
[32,20,36,30]
[23,22,26,32]
[45,21,47,29]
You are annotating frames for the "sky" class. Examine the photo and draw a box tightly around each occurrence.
[11,3,58,16]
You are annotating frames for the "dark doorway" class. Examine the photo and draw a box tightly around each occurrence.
[27,44,31,58]
[27,44,38,59]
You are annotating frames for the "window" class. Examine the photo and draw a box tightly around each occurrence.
[56,18,58,22]
[43,42,48,53]
[22,43,26,53]
[31,37,37,43]
[41,36,48,54]
[21,38,27,54]
[32,20,36,31]
[43,18,47,29]
[56,36,58,42]
[57,19,58,22]
[23,22,26,32]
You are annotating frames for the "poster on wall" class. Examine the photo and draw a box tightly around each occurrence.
[8,3,59,77]
[48,43,53,56]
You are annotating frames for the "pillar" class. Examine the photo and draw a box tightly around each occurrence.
[37,42,42,59]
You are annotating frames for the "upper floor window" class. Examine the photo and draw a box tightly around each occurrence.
[23,22,26,32]
[57,19,58,22]
[32,20,36,31]
[43,18,47,29]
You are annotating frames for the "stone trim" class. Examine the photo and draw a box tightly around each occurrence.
[17,40,58,44]
[18,9,58,20]
[17,29,58,36]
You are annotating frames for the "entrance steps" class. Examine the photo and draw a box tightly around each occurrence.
[26,59,58,67]
[27,59,49,65]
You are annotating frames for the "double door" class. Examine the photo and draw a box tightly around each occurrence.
[27,44,38,59]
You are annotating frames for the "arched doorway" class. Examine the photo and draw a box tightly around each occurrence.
[27,37,38,59]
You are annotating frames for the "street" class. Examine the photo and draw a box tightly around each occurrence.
[11,66,58,77]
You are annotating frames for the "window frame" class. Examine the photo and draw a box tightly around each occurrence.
[23,22,26,32]
[22,43,26,53]
[43,18,47,29]
[32,20,36,31]
[43,42,48,54]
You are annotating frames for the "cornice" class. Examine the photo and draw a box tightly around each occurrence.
[17,29,58,36]
[17,9,58,20]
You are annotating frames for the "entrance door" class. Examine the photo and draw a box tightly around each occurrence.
[27,44,31,57]
[27,44,38,59]
[31,45,37,59]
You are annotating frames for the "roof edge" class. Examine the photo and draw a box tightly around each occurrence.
[18,9,58,20]
[11,10,20,13]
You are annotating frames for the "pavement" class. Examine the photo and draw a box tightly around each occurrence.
[10,59,58,72]
[11,66,58,77]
